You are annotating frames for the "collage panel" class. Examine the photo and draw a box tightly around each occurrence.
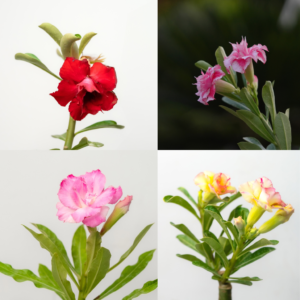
[0,150,157,299]
[158,150,299,299]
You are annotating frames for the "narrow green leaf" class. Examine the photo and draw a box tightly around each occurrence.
[51,148,60,150]
[195,60,212,71]
[78,32,97,55]
[0,261,64,297]
[266,143,277,150]
[274,112,292,150]
[219,237,232,256]
[176,235,203,256]
[171,223,199,243]
[228,279,252,286]
[71,225,87,276]
[239,88,260,115]
[122,279,158,300]
[15,53,61,80]
[229,276,262,281]
[285,108,290,118]
[224,222,239,244]
[52,132,67,141]
[39,23,63,46]
[60,33,81,59]
[239,239,278,257]
[222,97,250,111]
[52,254,76,300]
[218,192,242,213]
[234,247,275,271]
[192,259,222,277]
[243,137,265,149]
[178,187,197,207]
[241,74,247,87]
[75,121,124,136]
[262,81,276,126]
[238,142,262,150]
[163,195,200,220]
[85,230,101,274]
[196,242,213,262]
[95,250,155,300]
[177,254,202,264]
[72,137,104,150]
[236,110,276,143]
[203,231,219,243]
[85,247,111,295]
[108,224,153,272]
[57,49,64,59]
[219,105,239,118]
[201,237,229,267]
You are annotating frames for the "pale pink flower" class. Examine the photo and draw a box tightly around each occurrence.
[194,65,225,105]
[224,38,268,73]
[56,170,122,227]
[239,177,286,212]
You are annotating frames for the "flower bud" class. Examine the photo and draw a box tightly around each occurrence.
[244,60,254,85]
[215,80,236,95]
[247,205,265,228]
[100,196,133,236]
[233,216,245,236]
[258,204,294,234]
[247,75,258,91]
[246,227,259,240]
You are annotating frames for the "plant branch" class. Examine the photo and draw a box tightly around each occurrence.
[64,116,76,150]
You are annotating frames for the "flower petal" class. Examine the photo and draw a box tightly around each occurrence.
[71,206,99,223]
[60,58,90,83]
[56,202,76,223]
[83,206,109,227]
[69,90,88,121]
[90,63,117,92]
[50,80,78,106]
[91,186,119,207]
[109,186,123,204]
[82,170,106,195]
[77,77,99,93]
[99,92,118,111]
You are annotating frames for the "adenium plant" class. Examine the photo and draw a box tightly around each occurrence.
[194,38,292,150]
[0,170,157,300]
[164,171,294,300]
[15,23,124,150]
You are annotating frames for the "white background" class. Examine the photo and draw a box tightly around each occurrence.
[0,0,157,150]
[158,151,300,300]
[0,151,157,300]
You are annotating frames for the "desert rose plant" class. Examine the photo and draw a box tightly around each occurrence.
[0,170,157,300]
[164,171,294,300]
[194,38,292,150]
[15,23,124,150]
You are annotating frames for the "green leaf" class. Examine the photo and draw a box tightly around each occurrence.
[195,60,212,71]
[85,247,111,295]
[176,235,203,256]
[234,247,276,271]
[229,276,262,281]
[71,225,87,276]
[85,229,101,274]
[171,223,199,243]
[262,81,276,126]
[0,261,64,297]
[52,133,67,141]
[236,110,276,143]
[285,108,290,118]
[239,239,278,257]
[163,195,200,220]
[222,97,250,111]
[219,105,239,118]
[51,148,60,150]
[201,237,229,267]
[243,137,265,149]
[241,74,247,87]
[228,279,252,286]
[238,142,262,150]
[122,279,158,300]
[203,231,219,243]
[219,237,232,256]
[108,224,153,273]
[51,254,76,300]
[224,222,239,244]
[78,32,97,55]
[23,224,79,285]
[60,33,81,59]
[177,254,202,264]
[196,242,213,262]
[39,23,63,46]
[75,120,124,136]
[274,112,292,150]
[57,49,64,59]
[15,53,61,80]
[266,143,277,150]
[239,88,260,115]
[204,206,233,250]
[72,137,104,150]
[177,187,197,207]
[95,250,155,300]
[192,259,222,277]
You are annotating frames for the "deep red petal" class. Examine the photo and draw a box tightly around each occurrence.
[68,90,88,121]
[60,58,90,83]
[83,92,101,114]
[90,63,117,92]
[50,80,78,106]
[99,92,118,111]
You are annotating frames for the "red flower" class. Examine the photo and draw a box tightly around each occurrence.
[50,58,117,121]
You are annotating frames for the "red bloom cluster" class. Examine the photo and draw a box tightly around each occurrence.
[51,58,117,120]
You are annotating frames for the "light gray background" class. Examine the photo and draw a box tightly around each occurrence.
[158,151,299,300]
[0,151,157,300]
[0,0,157,150]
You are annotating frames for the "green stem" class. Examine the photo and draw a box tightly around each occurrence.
[218,281,232,300]
[78,291,86,300]
[64,116,76,150]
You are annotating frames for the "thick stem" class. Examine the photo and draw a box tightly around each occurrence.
[219,281,232,300]
[64,116,76,150]
[78,291,86,300]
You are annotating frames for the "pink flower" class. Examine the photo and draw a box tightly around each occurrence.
[56,170,122,227]
[224,38,268,73]
[194,65,225,105]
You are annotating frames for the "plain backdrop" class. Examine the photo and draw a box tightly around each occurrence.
[0,151,157,300]
[0,0,157,150]
[158,151,300,300]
